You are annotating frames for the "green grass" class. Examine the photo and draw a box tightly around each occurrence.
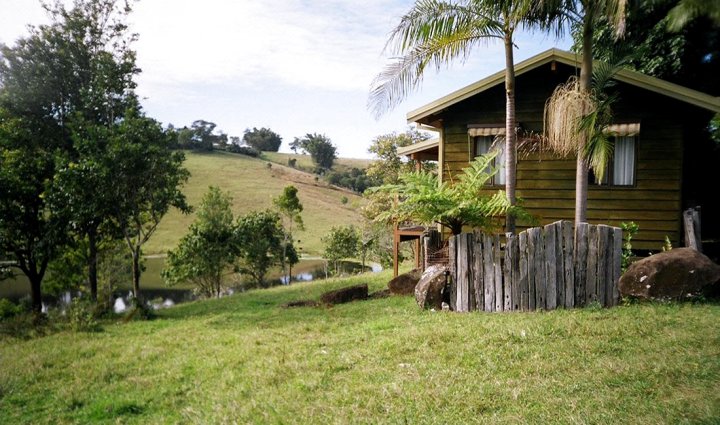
[145,150,365,255]
[1,271,719,424]
[261,151,373,174]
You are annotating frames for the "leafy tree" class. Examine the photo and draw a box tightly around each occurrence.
[243,127,283,152]
[163,187,237,298]
[273,185,304,283]
[371,153,527,235]
[367,130,431,185]
[294,133,337,170]
[108,109,191,302]
[371,0,546,233]
[235,210,290,288]
[322,225,360,275]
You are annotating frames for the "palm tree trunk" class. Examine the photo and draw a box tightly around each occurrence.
[504,32,517,234]
[575,13,594,225]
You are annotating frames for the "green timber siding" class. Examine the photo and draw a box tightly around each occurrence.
[439,62,690,251]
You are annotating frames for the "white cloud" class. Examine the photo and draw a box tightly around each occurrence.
[132,0,409,92]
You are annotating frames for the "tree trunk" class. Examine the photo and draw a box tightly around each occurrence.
[288,262,293,284]
[131,248,141,303]
[504,31,517,234]
[29,271,43,316]
[575,13,594,225]
[88,229,98,301]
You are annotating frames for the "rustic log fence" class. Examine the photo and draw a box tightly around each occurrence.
[449,220,622,312]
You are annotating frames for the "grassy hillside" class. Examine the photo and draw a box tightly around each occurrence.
[261,151,374,173]
[145,151,365,255]
[1,272,718,423]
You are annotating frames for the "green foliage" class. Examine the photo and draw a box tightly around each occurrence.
[235,210,287,288]
[340,196,349,205]
[243,127,283,152]
[226,144,261,157]
[171,120,227,151]
[322,225,360,275]
[0,298,22,320]
[366,129,432,185]
[621,221,640,272]
[371,154,529,235]
[293,133,337,170]
[326,167,377,193]
[109,109,191,298]
[662,235,673,252]
[66,298,100,333]
[163,187,237,298]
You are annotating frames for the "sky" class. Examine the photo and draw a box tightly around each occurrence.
[0,0,571,159]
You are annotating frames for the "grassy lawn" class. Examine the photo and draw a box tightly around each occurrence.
[1,271,719,424]
[146,150,364,256]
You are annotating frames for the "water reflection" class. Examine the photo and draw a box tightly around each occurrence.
[4,259,383,313]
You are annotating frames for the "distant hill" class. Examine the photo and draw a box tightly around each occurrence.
[145,150,366,256]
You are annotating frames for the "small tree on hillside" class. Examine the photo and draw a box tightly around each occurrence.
[294,133,337,170]
[243,127,283,152]
[163,187,237,298]
[322,225,360,275]
[273,185,304,283]
[235,210,293,288]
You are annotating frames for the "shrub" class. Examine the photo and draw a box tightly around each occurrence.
[621,221,639,272]
[226,144,260,157]
[340,196,348,205]
[66,298,101,332]
[0,298,21,320]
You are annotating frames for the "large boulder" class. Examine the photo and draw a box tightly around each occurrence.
[320,284,368,305]
[388,268,422,295]
[414,265,448,310]
[619,248,720,300]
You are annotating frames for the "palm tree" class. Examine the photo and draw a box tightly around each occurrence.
[369,0,537,234]
[541,0,627,224]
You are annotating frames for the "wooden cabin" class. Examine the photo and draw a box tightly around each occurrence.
[400,48,720,251]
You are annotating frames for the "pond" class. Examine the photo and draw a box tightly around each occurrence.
[0,257,382,313]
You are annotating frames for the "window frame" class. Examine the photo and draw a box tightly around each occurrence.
[473,135,506,187]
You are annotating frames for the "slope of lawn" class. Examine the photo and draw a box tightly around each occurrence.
[1,270,718,424]
[145,150,365,256]
[261,151,373,174]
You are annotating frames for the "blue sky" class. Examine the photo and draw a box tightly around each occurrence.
[1,0,571,158]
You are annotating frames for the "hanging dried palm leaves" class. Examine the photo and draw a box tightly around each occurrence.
[543,77,596,158]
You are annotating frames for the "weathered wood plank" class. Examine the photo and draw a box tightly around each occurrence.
[473,231,484,311]
[574,223,589,308]
[544,223,557,310]
[519,232,529,311]
[611,227,623,307]
[527,228,537,311]
[562,220,575,308]
[554,221,565,309]
[449,236,456,311]
[457,233,472,312]
[511,235,521,310]
[603,226,615,308]
[597,225,610,307]
[483,234,494,312]
[494,234,503,312]
[534,227,545,310]
[586,225,599,305]
[504,235,513,311]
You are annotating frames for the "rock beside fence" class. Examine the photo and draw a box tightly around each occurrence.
[320,284,368,305]
[388,269,422,295]
[619,248,720,300]
[415,265,448,310]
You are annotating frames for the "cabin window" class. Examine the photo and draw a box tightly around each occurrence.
[590,135,636,186]
[474,136,505,185]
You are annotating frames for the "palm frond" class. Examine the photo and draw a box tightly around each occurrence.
[544,77,595,157]
[369,0,503,118]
